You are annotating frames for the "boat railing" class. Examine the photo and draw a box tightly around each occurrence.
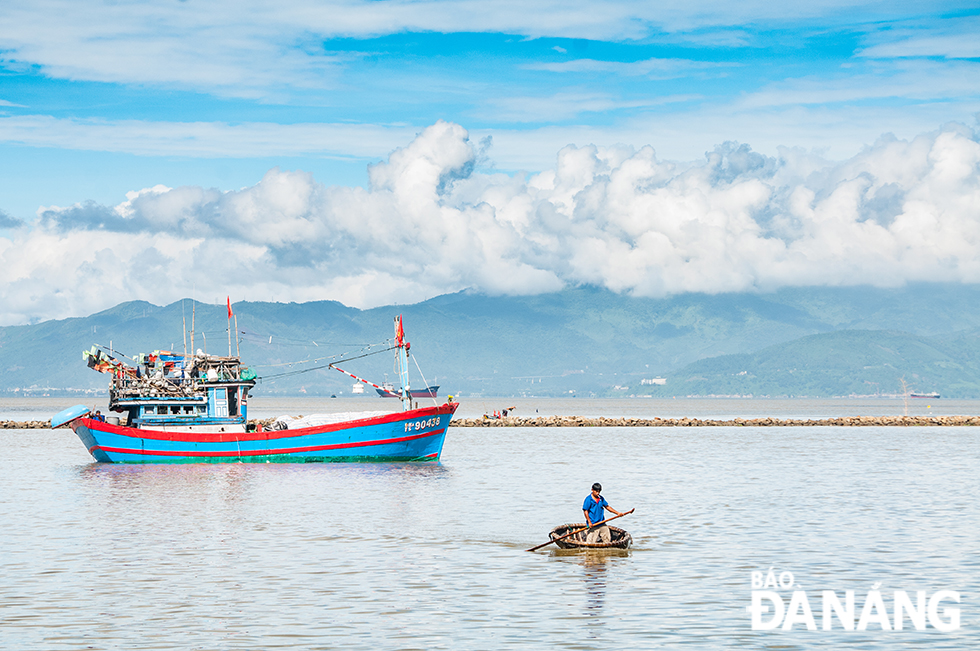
[109,372,255,400]
[110,375,199,398]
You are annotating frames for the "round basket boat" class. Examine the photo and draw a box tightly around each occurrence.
[549,523,632,549]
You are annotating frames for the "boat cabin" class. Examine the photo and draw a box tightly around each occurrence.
[117,384,251,427]
[96,348,256,428]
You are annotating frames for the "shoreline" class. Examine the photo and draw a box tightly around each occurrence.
[450,415,980,427]
[18,414,980,430]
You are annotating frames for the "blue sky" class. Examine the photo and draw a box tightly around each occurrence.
[2,1,977,221]
[1,1,979,322]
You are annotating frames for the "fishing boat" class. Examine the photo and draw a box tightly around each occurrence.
[548,524,632,549]
[51,316,457,464]
[910,392,941,399]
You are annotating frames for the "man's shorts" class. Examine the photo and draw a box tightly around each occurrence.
[586,525,610,544]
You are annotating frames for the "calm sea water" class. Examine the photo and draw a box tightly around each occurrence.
[1,398,977,649]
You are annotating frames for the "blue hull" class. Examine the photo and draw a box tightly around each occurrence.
[70,404,458,464]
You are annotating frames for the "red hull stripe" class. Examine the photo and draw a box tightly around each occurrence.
[91,427,446,458]
[84,404,456,443]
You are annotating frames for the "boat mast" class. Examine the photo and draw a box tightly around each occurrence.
[395,315,411,412]
[182,300,188,360]
[227,296,233,358]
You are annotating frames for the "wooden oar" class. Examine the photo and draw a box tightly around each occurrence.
[526,508,635,552]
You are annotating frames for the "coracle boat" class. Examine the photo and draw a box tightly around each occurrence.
[549,523,633,549]
[52,316,458,464]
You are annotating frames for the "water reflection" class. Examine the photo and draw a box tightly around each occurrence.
[549,548,632,630]
[74,460,449,491]
[68,459,457,552]
[582,552,609,616]
[75,462,254,504]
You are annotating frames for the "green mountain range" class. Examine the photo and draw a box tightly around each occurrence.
[3,283,980,398]
[649,329,980,398]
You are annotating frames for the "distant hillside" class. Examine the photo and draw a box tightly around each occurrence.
[3,283,980,398]
[644,329,980,398]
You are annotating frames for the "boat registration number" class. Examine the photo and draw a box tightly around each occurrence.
[405,417,440,433]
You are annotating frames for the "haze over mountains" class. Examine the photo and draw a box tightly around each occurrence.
[3,283,980,399]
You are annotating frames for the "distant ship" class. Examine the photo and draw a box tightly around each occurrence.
[351,382,365,394]
[376,380,439,399]
[910,392,940,399]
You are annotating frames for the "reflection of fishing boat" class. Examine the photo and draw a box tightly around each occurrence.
[52,316,457,463]
[548,524,632,549]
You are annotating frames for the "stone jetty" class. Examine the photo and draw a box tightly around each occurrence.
[17,415,980,430]
[450,415,980,427]
[2,420,57,429]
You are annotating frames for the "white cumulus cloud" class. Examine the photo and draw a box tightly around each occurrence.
[2,119,980,324]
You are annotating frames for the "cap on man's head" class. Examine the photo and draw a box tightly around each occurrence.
[592,483,602,492]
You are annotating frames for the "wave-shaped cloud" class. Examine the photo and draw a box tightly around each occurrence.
[2,119,979,324]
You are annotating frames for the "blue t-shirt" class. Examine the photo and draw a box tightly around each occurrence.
[583,494,609,525]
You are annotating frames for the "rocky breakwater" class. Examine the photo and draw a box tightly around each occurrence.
[451,415,980,427]
[2,420,55,429]
[18,415,980,429]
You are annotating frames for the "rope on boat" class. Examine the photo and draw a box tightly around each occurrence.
[251,339,395,370]
[329,364,390,394]
[93,344,136,363]
[95,329,421,393]
[411,354,439,407]
[237,328,375,348]
[256,344,396,381]
[262,341,436,401]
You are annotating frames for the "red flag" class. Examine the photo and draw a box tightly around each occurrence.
[227,296,234,319]
[395,315,404,346]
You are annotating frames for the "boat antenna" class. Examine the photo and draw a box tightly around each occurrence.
[191,299,196,354]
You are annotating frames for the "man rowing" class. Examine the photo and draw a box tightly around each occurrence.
[582,482,624,544]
